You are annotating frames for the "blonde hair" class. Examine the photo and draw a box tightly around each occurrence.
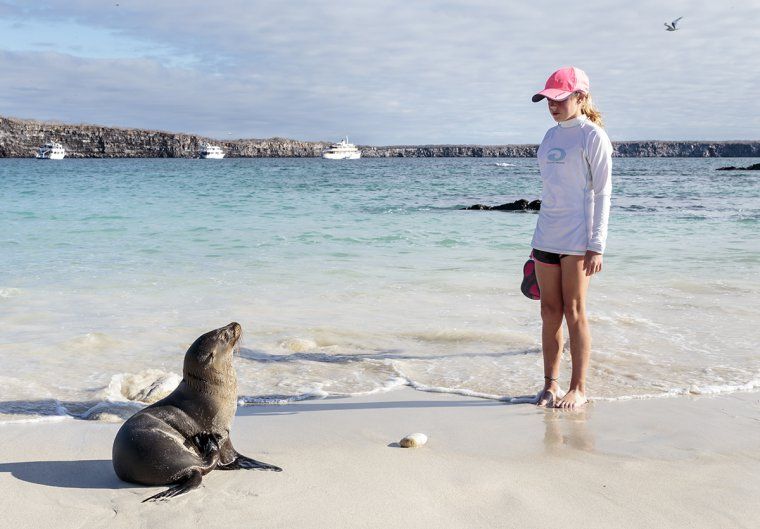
[578,92,604,127]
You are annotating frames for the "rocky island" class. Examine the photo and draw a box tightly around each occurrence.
[2,116,759,158]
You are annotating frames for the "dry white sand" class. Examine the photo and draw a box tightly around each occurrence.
[1,389,758,529]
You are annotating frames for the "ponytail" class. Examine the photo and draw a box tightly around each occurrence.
[579,93,604,128]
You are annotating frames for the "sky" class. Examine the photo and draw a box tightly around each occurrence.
[0,0,758,144]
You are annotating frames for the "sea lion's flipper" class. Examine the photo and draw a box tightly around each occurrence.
[217,438,283,472]
[142,469,203,502]
[192,432,223,460]
[218,453,283,472]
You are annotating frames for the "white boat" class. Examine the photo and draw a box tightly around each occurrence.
[199,143,225,159]
[36,142,66,159]
[322,137,361,160]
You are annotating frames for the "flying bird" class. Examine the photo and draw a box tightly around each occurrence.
[664,17,683,31]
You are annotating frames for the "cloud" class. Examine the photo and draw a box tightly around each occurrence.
[0,1,758,142]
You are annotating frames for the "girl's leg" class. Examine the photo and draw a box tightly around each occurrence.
[534,261,563,406]
[556,255,591,409]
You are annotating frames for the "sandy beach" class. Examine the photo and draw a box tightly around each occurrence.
[1,388,758,529]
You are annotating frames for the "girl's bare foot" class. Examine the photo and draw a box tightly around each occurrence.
[555,388,587,409]
[537,378,560,407]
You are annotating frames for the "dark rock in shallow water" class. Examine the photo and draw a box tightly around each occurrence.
[462,199,540,211]
[716,163,760,171]
[493,199,529,211]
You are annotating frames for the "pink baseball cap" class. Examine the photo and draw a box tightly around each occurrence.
[532,66,590,102]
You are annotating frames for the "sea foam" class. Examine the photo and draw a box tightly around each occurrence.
[0,287,21,298]
[105,369,182,403]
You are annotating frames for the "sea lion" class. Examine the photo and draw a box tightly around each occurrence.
[112,322,282,502]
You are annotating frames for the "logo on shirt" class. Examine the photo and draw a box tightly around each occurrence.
[546,148,566,163]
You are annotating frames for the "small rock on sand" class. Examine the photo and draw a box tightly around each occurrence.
[399,432,428,448]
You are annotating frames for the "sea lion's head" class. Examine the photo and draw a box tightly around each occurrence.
[183,322,241,389]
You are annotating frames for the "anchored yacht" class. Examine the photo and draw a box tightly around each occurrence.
[199,143,225,159]
[36,142,66,159]
[322,137,361,160]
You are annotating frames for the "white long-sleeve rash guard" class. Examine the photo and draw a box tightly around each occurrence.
[531,115,613,255]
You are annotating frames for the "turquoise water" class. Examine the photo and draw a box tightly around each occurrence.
[1,157,759,422]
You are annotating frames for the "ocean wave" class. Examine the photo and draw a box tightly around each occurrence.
[0,369,182,424]
[279,337,319,352]
[0,414,74,425]
[0,287,21,299]
[3,366,759,424]
[326,376,408,397]
[400,329,536,346]
[238,376,408,406]
[59,332,123,353]
[686,378,760,395]
[404,378,760,404]
[43,370,180,422]
[389,362,760,404]
[238,391,329,406]
[3,378,759,424]
[390,362,510,401]
[104,369,182,403]
[79,400,146,422]
[589,313,659,328]
[405,379,507,401]
[0,397,71,418]
[0,370,179,424]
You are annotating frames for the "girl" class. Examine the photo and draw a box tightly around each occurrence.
[530,66,612,409]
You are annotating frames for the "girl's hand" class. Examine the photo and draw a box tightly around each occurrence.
[583,251,603,276]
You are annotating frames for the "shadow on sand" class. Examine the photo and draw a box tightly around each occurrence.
[0,459,137,490]
[237,395,516,417]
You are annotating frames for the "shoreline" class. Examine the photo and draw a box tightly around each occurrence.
[4,376,760,426]
[2,388,758,528]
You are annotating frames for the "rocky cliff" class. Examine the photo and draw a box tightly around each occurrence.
[360,141,760,157]
[360,144,539,157]
[612,141,760,158]
[0,116,329,158]
[2,116,758,158]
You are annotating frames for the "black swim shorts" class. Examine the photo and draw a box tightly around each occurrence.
[532,249,569,266]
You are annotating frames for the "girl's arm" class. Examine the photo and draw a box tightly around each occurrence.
[585,129,613,255]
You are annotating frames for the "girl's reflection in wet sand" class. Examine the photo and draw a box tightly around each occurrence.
[542,407,595,453]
